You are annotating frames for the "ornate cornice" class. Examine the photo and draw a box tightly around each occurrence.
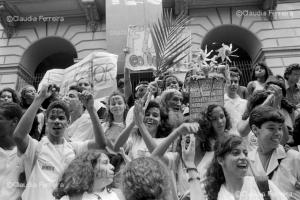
[81,0,100,32]
[262,0,278,21]
[254,46,300,65]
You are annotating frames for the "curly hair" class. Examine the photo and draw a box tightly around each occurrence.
[0,102,23,120]
[0,87,20,104]
[106,91,128,127]
[20,85,36,108]
[53,150,107,199]
[250,61,273,82]
[284,63,300,80]
[242,90,295,120]
[160,89,182,115]
[122,156,171,200]
[205,105,232,139]
[205,135,244,200]
[46,100,70,121]
[242,90,269,120]
[133,100,172,139]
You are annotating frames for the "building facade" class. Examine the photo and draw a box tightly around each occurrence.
[0,0,300,90]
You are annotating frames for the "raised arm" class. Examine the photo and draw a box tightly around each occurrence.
[79,90,107,149]
[124,67,132,103]
[113,121,135,152]
[151,122,199,157]
[134,100,157,153]
[13,84,52,153]
[182,134,205,200]
[238,93,274,137]
[237,118,251,137]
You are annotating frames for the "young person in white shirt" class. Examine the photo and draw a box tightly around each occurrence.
[224,69,247,135]
[187,134,287,200]
[64,85,94,142]
[248,105,300,200]
[0,102,24,200]
[13,84,107,200]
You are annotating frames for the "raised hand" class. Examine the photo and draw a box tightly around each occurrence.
[181,134,196,168]
[37,84,53,100]
[120,147,131,164]
[177,122,199,136]
[134,99,145,126]
[262,93,275,107]
[148,81,158,95]
[78,90,94,111]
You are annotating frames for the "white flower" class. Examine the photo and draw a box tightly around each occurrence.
[216,43,239,63]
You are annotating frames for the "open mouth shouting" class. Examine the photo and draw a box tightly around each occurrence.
[144,118,158,126]
[236,160,248,170]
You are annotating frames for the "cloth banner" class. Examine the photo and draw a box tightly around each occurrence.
[125,25,192,74]
[38,52,118,98]
[125,25,156,71]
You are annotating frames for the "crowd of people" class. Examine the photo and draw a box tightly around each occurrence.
[0,62,300,200]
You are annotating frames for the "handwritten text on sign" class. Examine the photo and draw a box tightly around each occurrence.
[38,52,118,98]
[189,78,225,120]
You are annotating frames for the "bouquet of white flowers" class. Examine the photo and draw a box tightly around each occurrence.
[188,43,239,120]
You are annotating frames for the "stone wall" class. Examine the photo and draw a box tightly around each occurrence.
[187,2,300,76]
[0,16,106,89]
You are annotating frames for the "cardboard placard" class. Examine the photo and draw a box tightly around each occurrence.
[38,52,118,98]
[189,78,225,120]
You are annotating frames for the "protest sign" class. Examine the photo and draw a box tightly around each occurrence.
[189,78,225,120]
[125,25,191,73]
[125,25,156,71]
[38,52,118,98]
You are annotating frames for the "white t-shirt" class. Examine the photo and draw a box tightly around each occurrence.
[0,146,24,200]
[248,145,300,200]
[60,189,120,200]
[126,136,165,160]
[21,136,89,200]
[66,111,94,142]
[224,94,247,135]
[217,176,287,200]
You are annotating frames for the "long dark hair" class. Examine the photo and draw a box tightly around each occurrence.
[205,105,232,138]
[53,150,110,199]
[106,91,128,127]
[205,135,244,200]
[133,100,172,139]
[0,87,20,104]
[250,61,273,82]
[19,85,35,109]
[242,90,295,120]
